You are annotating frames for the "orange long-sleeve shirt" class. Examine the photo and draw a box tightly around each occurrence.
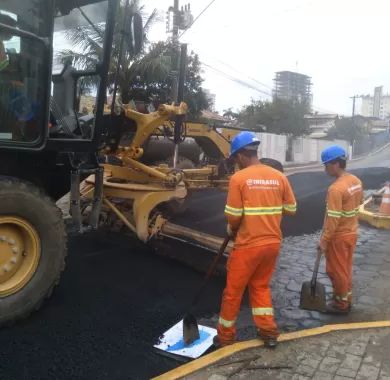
[225,164,296,249]
[321,172,363,243]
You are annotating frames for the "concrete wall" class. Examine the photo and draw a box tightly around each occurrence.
[253,132,350,164]
[290,137,349,163]
[255,132,287,163]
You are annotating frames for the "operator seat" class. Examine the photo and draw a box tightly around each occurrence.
[50,64,79,137]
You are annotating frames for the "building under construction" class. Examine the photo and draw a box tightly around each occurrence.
[273,71,312,109]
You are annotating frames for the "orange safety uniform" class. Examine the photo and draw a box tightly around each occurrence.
[320,173,363,310]
[217,164,296,344]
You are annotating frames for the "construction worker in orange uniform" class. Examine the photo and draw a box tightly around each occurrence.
[215,131,297,349]
[319,145,363,314]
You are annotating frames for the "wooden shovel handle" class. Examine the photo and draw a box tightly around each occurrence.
[191,235,230,307]
[311,248,323,293]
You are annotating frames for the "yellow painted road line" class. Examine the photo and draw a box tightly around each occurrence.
[152,320,390,380]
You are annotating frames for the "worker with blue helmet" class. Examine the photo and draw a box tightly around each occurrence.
[230,131,260,158]
[215,131,296,349]
[229,131,284,172]
[321,145,347,165]
[318,144,363,314]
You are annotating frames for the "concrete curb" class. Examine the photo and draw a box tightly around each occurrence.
[152,320,390,380]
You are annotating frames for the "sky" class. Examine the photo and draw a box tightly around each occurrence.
[142,0,390,116]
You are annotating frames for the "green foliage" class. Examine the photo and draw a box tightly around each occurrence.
[223,108,239,120]
[57,1,209,117]
[238,98,310,136]
[126,43,210,118]
[327,117,368,143]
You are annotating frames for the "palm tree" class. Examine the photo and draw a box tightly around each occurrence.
[57,0,171,104]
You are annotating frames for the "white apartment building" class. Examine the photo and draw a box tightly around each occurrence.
[361,86,390,119]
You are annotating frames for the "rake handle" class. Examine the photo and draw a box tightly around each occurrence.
[190,235,230,307]
[310,248,323,296]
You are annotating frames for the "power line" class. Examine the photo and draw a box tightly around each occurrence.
[202,61,340,114]
[186,44,274,91]
[178,0,218,38]
[212,58,273,91]
[201,61,272,97]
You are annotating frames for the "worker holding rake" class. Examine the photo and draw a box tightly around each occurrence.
[215,131,296,349]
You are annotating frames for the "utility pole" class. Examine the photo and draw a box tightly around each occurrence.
[351,95,356,118]
[349,94,363,158]
[169,0,180,103]
[166,2,193,168]
[167,1,193,104]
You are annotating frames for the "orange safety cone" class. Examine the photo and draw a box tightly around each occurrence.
[379,182,390,215]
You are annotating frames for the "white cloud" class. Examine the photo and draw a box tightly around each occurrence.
[144,0,390,115]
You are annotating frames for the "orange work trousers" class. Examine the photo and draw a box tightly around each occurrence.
[217,243,280,345]
[325,235,357,310]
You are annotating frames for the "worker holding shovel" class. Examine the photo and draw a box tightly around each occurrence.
[318,145,363,314]
[215,131,296,349]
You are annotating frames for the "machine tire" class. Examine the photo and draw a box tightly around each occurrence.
[0,177,66,327]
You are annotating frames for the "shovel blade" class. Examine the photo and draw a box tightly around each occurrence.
[183,313,200,345]
[300,281,326,312]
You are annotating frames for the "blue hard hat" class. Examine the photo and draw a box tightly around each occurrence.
[230,131,260,157]
[321,145,347,164]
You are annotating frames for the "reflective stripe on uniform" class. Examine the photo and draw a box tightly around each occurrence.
[283,203,297,212]
[335,294,349,301]
[341,207,360,217]
[252,307,274,316]
[243,206,282,216]
[327,209,342,218]
[327,207,359,218]
[224,205,243,216]
[218,316,236,328]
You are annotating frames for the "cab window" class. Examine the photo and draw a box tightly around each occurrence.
[0,1,50,145]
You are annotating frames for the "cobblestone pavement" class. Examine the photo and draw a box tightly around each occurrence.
[200,225,390,339]
[185,327,390,380]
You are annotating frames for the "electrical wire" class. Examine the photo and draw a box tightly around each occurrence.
[202,61,340,114]
[212,58,273,91]
[178,0,218,38]
[201,62,272,97]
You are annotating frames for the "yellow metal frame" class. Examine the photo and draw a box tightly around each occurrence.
[358,186,390,229]
[116,102,188,162]
[82,102,232,242]
[84,169,187,242]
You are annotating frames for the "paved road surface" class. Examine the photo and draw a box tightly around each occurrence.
[172,167,390,238]
[349,143,390,169]
[0,147,389,380]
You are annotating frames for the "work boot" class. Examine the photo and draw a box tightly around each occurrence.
[263,337,278,349]
[213,335,235,348]
[257,331,278,349]
[324,302,350,315]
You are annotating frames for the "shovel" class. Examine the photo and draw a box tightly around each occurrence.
[300,247,326,312]
[182,235,230,345]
